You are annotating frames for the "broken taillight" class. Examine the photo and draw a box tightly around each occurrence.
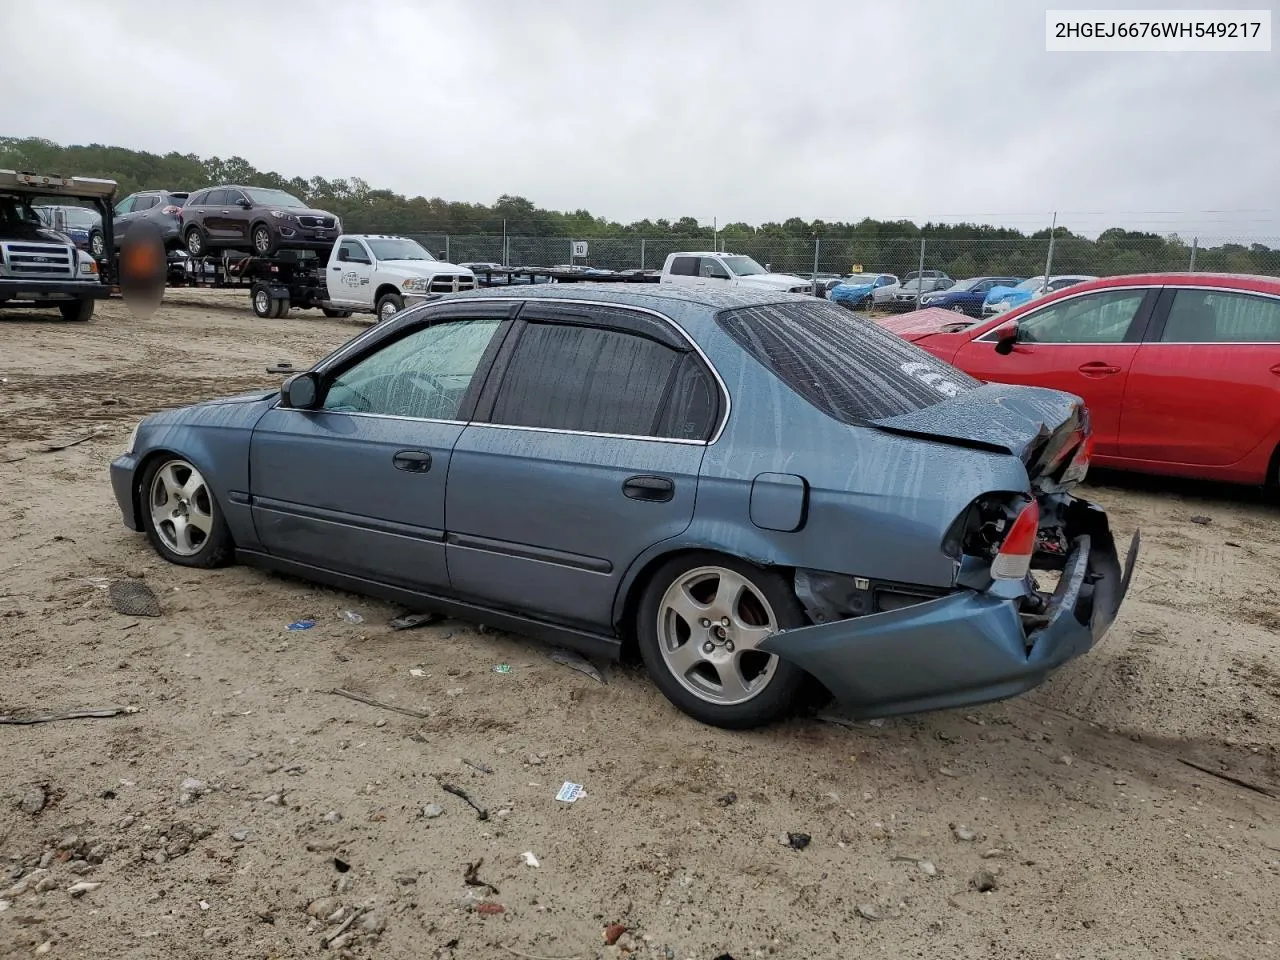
[991,499,1040,580]
[1060,434,1093,485]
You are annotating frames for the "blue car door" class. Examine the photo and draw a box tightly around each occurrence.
[444,301,721,632]
[248,303,513,591]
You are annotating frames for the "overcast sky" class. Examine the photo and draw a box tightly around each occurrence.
[3,0,1276,238]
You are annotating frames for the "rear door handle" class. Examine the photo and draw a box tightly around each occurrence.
[392,450,433,473]
[1270,363,1280,376]
[622,475,674,502]
[1078,361,1122,377]
[332,266,341,271]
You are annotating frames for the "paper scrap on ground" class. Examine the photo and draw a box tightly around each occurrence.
[555,781,586,803]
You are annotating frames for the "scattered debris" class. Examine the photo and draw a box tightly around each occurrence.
[604,923,628,946]
[555,782,586,803]
[332,857,351,873]
[938,766,960,778]
[108,579,161,617]
[67,881,103,897]
[970,869,998,892]
[867,718,885,727]
[422,803,444,819]
[549,648,605,683]
[323,811,343,824]
[230,829,249,843]
[42,433,97,453]
[716,791,737,807]
[342,610,364,624]
[1225,540,1242,548]
[952,824,978,842]
[178,777,207,805]
[441,781,488,820]
[857,903,882,921]
[1189,515,1212,525]
[463,758,494,775]
[265,361,295,375]
[321,904,368,949]
[521,851,540,868]
[981,848,1007,859]
[463,858,499,896]
[476,901,505,916]
[0,706,138,726]
[389,611,443,631]
[918,860,937,876]
[815,713,859,729]
[409,668,427,678]
[786,832,811,850]
[17,786,46,815]
[329,688,431,719]
[493,664,512,674]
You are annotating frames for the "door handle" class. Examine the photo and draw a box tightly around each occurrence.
[392,450,433,473]
[1269,363,1280,376]
[1077,361,1122,377]
[622,475,674,502]
[332,266,341,271]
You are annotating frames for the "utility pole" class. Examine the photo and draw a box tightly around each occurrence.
[1042,211,1058,291]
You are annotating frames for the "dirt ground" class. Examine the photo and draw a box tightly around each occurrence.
[2,290,1278,960]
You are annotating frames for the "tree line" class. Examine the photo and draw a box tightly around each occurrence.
[2,136,1275,277]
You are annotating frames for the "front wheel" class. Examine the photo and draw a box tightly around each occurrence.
[376,292,404,323]
[89,231,105,259]
[949,303,968,314]
[637,553,807,729]
[139,456,233,568]
[859,295,874,311]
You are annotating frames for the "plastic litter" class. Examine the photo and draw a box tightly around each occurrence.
[342,610,364,624]
[521,851,539,868]
[493,664,511,674]
[409,668,426,678]
[389,611,443,631]
[287,619,317,631]
[549,648,605,683]
[555,781,586,803]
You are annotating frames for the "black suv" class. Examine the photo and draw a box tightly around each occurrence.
[179,186,341,257]
[113,190,190,251]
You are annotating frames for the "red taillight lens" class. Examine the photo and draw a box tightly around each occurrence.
[162,205,182,216]
[991,499,1040,580]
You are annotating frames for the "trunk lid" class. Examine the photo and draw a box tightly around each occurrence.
[866,382,1089,484]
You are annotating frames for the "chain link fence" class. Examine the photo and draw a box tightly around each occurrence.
[395,232,1280,280]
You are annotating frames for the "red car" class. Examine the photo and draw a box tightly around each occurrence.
[875,273,1280,486]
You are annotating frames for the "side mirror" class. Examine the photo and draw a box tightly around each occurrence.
[993,321,1019,355]
[238,198,253,209]
[280,372,320,409]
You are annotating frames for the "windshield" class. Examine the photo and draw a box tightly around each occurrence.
[243,188,308,208]
[943,278,980,292]
[723,255,767,276]
[39,205,98,227]
[1013,276,1045,292]
[367,238,435,261]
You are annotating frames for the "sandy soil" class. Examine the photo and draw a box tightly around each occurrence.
[2,290,1278,960]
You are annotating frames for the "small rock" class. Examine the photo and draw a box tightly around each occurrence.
[1189,515,1212,525]
[857,903,882,920]
[38,852,54,869]
[18,787,47,816]
[1055,754,1074,766]
[68,860,94,875]
[787,832,811,850]
[336,875,354,894]
[230,829,249,843]
[918,860,937,876]
[35,877,58,893]
[323,811,343,824]
[970,869,998,892]
[67,881,103,897]
[526,753,544,766]
[604,923,627,945]
[445,687,464,697]
[87,844,108,864]
[716,792,737,806]
[422,803,444,820]
[457,891,482,912]
[307,897,337,918]
[359,912,387,934]
[952,824,978,842]
[374,719,387,728]
[1113,779,1128,786]
[35,941,52,955]
[938,766,960,778]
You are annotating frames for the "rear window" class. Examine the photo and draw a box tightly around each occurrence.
[717,300,980,423]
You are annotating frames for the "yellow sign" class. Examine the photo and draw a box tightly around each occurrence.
[850,264,863,273]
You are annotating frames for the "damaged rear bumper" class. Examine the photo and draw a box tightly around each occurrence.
[760,502,1140,718]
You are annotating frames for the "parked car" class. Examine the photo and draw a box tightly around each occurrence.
[34,204,105,258]
[179,186,342,257]
[660,252,813,294]
[828,273,900,310]
[983,275,1096,316]
[113,190,189,252]
[890,270,954,310]
[876,273,1280,486]
[109,285,1135,729]
[918,277,1023,317]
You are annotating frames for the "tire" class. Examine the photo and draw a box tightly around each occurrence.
[59,299,94,322]
[859,295,874,312]
[250,284,274,318]
[636,552,808,729]
[271,296,291,318]
[89,231,105,259]
[184,226,205,257]
[949,303,968,314]
[376,292,404,323]
[139,456,233,568]
[322,307,353,318]
[251,223,274,256]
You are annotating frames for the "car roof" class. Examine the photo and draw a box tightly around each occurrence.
[1053,272,1280,293]
[433,282,809,313]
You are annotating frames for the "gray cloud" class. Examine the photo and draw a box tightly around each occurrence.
[2,0,1276,237]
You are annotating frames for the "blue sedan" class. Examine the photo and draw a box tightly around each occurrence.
[110,286,1136,728]
[918,276,1022,317]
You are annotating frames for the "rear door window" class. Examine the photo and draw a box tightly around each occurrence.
[717,300,979,422]
[133,195,157,212]
[487,322,686,438]
[1160,289,1280,343]
[669,256,698,277]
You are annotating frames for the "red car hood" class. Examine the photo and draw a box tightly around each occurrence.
[873,307,979,342]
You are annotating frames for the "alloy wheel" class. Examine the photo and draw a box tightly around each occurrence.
[148,459,215,557]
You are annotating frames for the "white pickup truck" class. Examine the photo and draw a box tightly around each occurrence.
[248,234,477,322]
[660,251,814,295]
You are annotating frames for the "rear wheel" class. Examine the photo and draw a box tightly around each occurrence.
[251,284,273,318]
[376,292,404,323]
[271,295,291,318]
[139,456,233,568]
[637,553,807,729]
[184,226,205,257]
[59,299,94,322]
